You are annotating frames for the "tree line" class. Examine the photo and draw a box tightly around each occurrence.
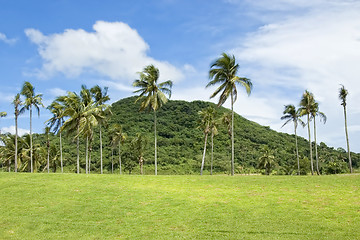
[0,53,356,175]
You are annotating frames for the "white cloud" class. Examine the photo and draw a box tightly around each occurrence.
[25,21,184,83]
[48,88,67,97]
[1,126,29,136]
[229,0,360,151]
[0,33,17,45]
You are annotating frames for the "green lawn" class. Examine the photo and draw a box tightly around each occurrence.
[0,173,359,239]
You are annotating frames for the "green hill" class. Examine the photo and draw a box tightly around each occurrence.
[18,96,359,174]
[100,96,358,174]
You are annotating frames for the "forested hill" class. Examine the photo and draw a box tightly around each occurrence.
[104,96,358,174]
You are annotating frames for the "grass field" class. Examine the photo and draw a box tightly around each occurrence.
[0,173,359,239]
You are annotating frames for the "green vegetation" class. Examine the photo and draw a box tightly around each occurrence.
[1,173,359,239]
[2,96,359,175]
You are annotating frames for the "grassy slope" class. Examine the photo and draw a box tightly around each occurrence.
[1,173,359,239]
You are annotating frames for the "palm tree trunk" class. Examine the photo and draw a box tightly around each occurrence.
[76,125,80,174]
[211,132,214,175]
[60,131,63,173]
[47,140,50,174]
[343,106,352,173]
[89,146,92,174]
[307,114,314,175]
[139,156,143,175]
[294,122,300,175]
[85,136,88,174]
[119,144,122,175]
[111,149,114,174]
[154,110,157,176]
[14,114,18,173]
[100,124,103,174]
[231,91,234,176]
[200,133,208,175]
[30,106,33,173]
[313,116,320,175]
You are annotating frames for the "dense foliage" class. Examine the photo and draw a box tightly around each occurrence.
[1,96,359,174]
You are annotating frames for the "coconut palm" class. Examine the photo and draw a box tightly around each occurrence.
[210,114,218,175]
[258,145,276,175]
[57,91,83,173]
[20,81,44,173]
[198,106,217,175]
[281,104,304,175]
[299,90,315,175]
[46,100,65,173]
[207,53,252,176]
[0,111,7,169]
[311,101,327,175]
[91,85,111,174]
[20,134,45,172]
[110,123,127,175]
[131,133,147,175]
[13,94,22,172]
[133,64,173,175]
[339,85,352,173]
[45,127,51,173]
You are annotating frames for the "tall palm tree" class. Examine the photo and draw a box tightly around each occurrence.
[339,85,352,173]
[91,85,111,174]
[0,112,8,171]
[281,104,304,175]
[110,123,127,175]
[210,114,218,175]
[44,127,51,173]
[133,64,173,175]
[207,53,252,176]
[311,101,326,175]
[198,106,217,175]
[13,94,22,172]
[46,100,65,173]
[299,90,315,175]
[20,81,44,173]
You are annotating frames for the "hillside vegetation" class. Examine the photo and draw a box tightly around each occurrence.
[27,96,358,175]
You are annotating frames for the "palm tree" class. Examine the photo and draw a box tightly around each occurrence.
[258,145,276,175]
[110,123,127,175]
[311,101,327,175]
[207,53,252,176]
[131,133,147,175]
[281,104,304,175]
[133,64,173,175]
[46,100,65,173]
[20,81,44,173]
[299,90,315,175]
[198,106,217,175]
[91,85,111,174]
[210,114,218,175]
[45,127,51,173]
[0,111,7,170]
[13,94,22,172]
[339,85,352,173]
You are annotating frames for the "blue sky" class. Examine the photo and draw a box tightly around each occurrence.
[1,0,360,152]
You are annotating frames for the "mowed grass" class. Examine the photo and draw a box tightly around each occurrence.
[0,173,359,239]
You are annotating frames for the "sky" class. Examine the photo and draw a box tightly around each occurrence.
[1,0,360,152]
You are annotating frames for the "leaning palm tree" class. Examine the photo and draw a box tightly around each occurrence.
[207,53,252,176]
[90,85,111,174]
[299,90,315,175]
[281,104,304,175]
[13,94,22,172]
[110,123,127,175]
[310,101,327,175]
[46,100,66,173]
[133,64,173,175]
[339,85,352,173]
[20,81,44,173]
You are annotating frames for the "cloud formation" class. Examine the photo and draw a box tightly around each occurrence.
[1,126,29,136]
[0,33,16,45]
[25,21,184,83]
[231,0,360,149]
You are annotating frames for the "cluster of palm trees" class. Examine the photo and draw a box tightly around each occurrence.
[0,52,354,175]
[282,86,353,175]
